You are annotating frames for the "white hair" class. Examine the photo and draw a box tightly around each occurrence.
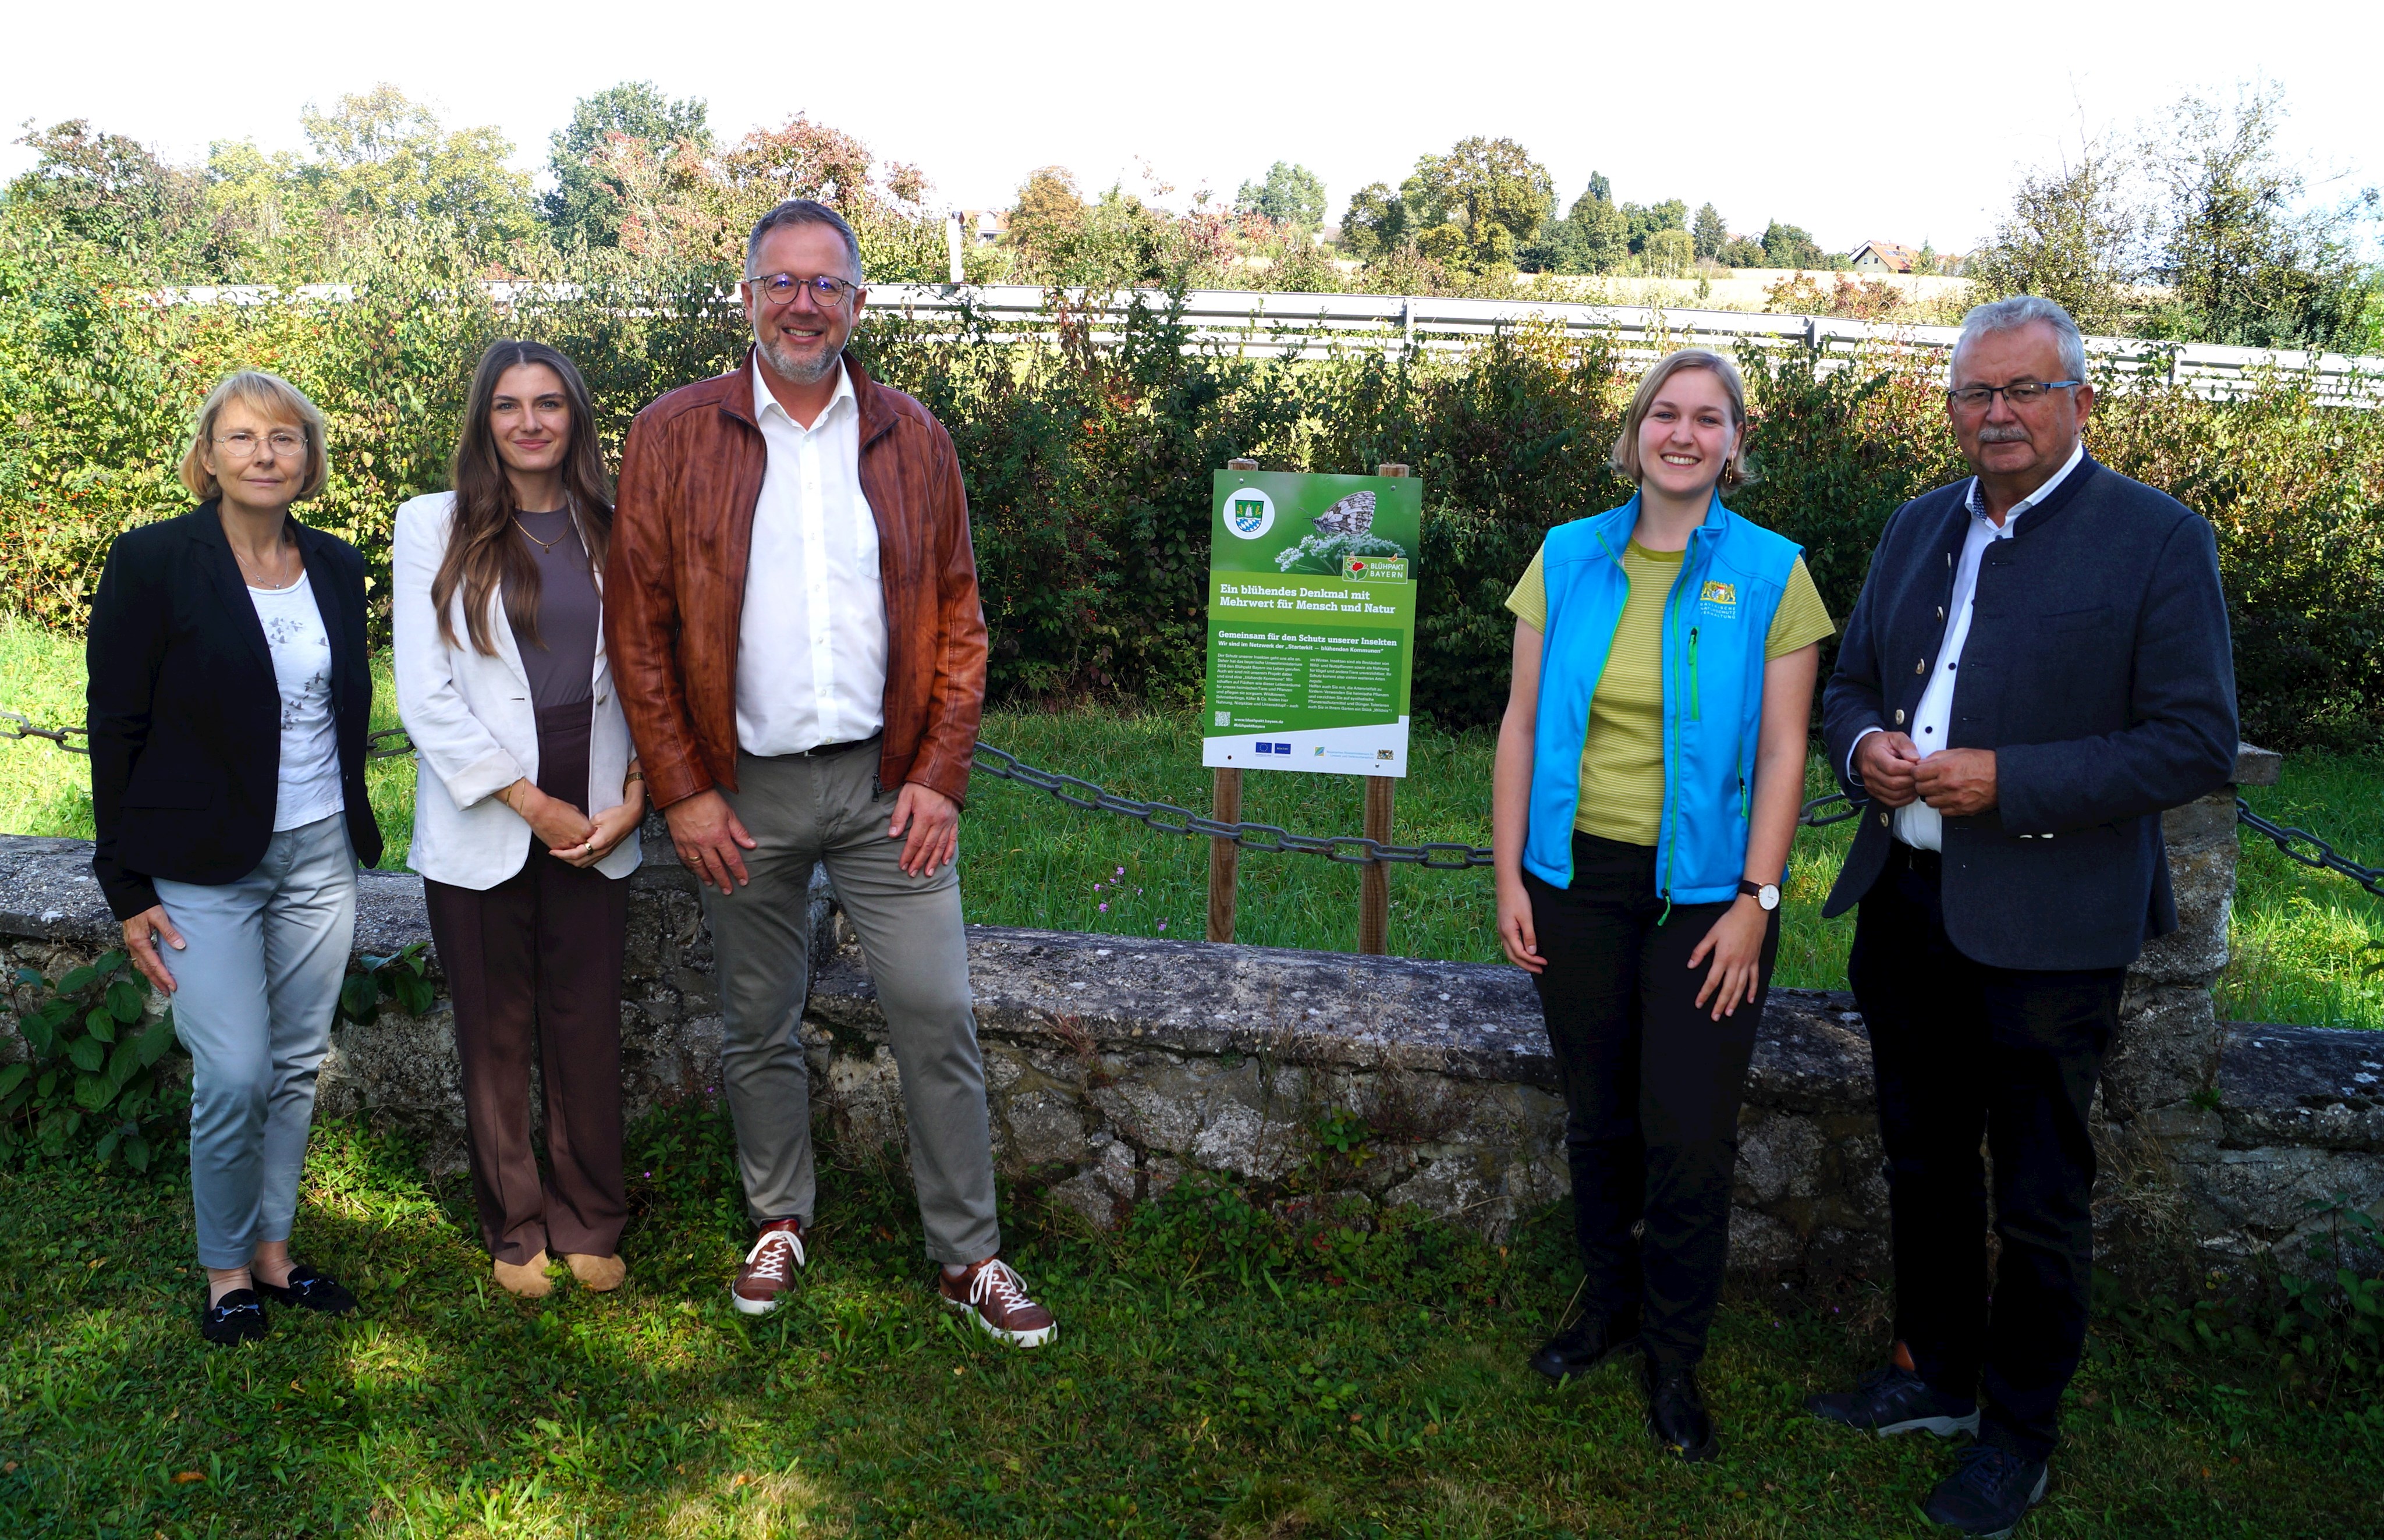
[1953,294,2088,383]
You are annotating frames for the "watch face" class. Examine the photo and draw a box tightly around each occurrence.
[1758,884,1779,911]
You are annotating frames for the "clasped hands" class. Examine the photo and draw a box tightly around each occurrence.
[503,775,645,868]
[664,780,959,895]
[1853,731,1998,817]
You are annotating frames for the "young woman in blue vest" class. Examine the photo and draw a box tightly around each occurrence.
[1493,347,1835,1460]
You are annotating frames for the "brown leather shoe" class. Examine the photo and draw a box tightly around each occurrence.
[563,1253,627,1292]
[493,1250,554,1299]
[940,1257,1056,1347]
[730,1219,806,1317]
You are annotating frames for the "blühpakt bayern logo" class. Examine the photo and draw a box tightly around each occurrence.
[1225,488,1276,540]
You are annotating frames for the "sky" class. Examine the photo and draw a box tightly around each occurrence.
[3,0,2375,257]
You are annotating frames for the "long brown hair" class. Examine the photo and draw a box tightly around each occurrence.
[432,340,614,655]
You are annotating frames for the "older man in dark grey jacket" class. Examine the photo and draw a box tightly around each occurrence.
[1805,296,2237,1537]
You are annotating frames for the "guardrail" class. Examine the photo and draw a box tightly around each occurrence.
[150,281,2384,407]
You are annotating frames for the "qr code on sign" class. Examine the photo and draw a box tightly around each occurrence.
[1215,711,1232,726]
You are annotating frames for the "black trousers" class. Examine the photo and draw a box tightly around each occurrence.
[1526,833,1779,1366]
[1849,843,2124,1461]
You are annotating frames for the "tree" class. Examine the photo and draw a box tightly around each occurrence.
[1234,162,1326,229]
[1397,136,1553,272]
[6,120,207,262]
[1715,234,1766,269]
[1009,165,1088,265]
[1339,182,1409,260]
[1966,137,2144,333]
[1521,179,1627,274]
[1643,228,1694,276]
[1692,203,1727,261]
[299,85,537,257]
[544,81,711,250]
[2140,84,2380,349]
[1621,198,1686,256]
[1759,221,1825,270]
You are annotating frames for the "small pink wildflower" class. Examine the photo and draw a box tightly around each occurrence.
[1099,902,1109,913]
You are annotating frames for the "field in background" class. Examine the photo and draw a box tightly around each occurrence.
[5,617,2378,1029]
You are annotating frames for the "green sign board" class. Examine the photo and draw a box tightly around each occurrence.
[1202,470,1422,778]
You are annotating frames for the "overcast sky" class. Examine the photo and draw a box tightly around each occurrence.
[4,0,2374,256]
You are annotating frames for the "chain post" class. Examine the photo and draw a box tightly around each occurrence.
[1209,457,1262,943]
[1357,462,1411,956]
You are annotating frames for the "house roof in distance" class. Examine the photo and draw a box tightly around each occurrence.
[1850,239,1922,272]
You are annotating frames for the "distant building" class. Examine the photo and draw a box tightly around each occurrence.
[957,209,1010,246]
[1850,239,1922,274]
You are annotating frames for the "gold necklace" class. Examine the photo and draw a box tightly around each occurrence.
[513,512,573,554]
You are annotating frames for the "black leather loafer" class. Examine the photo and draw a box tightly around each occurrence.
[1644,1357,1720,1463]
[254,1264,358,1315]
[1528,1312,1641,1381]
[200,1289,270,1346]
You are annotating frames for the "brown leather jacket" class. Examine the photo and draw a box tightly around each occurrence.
[605,350,987,810]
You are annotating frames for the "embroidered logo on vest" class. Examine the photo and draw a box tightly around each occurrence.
[1698,579,1738,618]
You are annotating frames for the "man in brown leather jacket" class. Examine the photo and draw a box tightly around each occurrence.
[606,199,1054,1347]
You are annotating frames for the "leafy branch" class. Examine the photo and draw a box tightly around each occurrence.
[1,950,184,1170]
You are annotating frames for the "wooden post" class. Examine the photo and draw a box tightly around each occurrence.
[1208,767,1241,943]
[1210,456,1262,945]
[1357,462,1411,956]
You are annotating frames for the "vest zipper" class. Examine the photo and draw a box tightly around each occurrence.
[1688,625,1701,722]
[1740,774,1749,821]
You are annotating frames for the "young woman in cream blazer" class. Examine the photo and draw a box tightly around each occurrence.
[393,340,643,1298]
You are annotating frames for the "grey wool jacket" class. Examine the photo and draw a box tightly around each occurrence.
[1821,453,2238,971]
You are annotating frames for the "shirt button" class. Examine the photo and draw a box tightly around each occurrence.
[1893,709,1905,725]
[1915,659,1927,675]
[1879,812,1890,827]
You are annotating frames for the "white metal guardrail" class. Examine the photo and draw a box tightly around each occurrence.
[155,281,2384,406]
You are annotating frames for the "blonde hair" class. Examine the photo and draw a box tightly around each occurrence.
[1609,348,1757,492]
[177,371,330,503]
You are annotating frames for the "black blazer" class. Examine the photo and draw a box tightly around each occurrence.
[87,503,384,920]
[1821,455,2238,971]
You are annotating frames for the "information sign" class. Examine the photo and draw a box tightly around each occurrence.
[1201,470,1422,778]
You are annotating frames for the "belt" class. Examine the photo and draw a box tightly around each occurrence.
[1892,840,1942,879]
[782,732,882,760]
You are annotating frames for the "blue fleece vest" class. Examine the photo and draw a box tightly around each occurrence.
[1526,493,1802,900]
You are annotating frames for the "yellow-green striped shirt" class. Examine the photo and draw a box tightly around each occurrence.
[1507,543,1835,846]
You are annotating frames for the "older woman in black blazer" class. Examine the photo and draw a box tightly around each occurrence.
[88,370,383,1346]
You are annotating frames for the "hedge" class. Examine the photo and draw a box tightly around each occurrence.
[4,225,2381,748]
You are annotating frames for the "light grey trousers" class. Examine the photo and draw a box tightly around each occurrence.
[154,814,358,1269]
[701,746,998,1265]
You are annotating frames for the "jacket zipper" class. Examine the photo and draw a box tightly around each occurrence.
[1687,626,1701,722]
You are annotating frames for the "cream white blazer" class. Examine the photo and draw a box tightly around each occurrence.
[392,491,641,890]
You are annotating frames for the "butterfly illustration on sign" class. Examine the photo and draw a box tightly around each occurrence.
[1276,489,1409,576]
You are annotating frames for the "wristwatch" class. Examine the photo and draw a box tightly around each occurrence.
[1738,878,1780,911]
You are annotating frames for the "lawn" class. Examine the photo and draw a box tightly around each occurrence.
[4,613,2380,1028]
[5,1108,2380,1538]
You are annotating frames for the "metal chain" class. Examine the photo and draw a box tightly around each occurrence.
[2236,799,2384,901]
[10,709,2375,893]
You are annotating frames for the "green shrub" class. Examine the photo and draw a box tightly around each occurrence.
[4,227,2381,747]
[1,949,184,1169]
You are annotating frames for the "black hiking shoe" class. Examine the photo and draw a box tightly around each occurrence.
[1528,1312,1640,1381]
[199,1289,269,1347]
[254,1264,358,1315]
[1808,1363,1981,1436]
[1924,1442,2049,1537]
[1642,1357,1719,1463]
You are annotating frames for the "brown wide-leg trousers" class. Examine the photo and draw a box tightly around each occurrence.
[423,702,629,1266]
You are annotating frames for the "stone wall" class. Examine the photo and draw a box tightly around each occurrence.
[3,744,2377,1276]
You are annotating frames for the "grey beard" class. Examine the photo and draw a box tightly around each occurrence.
[755,330,839,387]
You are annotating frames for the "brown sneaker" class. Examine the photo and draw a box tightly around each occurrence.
[731,1219,806,1317]
[940,1257,1056,1348]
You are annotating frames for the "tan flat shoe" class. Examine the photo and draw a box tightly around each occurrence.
[492,1250,554,1298]
[563,1253,627,1292]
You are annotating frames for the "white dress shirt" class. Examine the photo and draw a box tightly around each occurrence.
[737,359,888,756]
[1854,439,2084,851]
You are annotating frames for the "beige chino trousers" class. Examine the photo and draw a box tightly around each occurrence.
[700,744,999,1265]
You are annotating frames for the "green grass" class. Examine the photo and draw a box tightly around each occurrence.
[5,1109,2380,1538]
[3,616,2379,1027]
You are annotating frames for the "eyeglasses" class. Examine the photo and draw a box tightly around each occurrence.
[1945,379,2083,411]
[748,272,860,308]
[214,430,307,459]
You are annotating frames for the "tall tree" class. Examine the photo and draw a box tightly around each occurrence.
[1692,203,1727,261]
[6,120,207,262]
[1759,220,1825,270]
[2141,84,2379,349]
[1339,182,1409,259]
[1235,162,1326,229]
[1009,166,1088,265]
[544,81,711,250]
[1621,198,1687,256]
[1966,136,2145,333]
[299,85,537,257]
[1399,136,1553,271]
